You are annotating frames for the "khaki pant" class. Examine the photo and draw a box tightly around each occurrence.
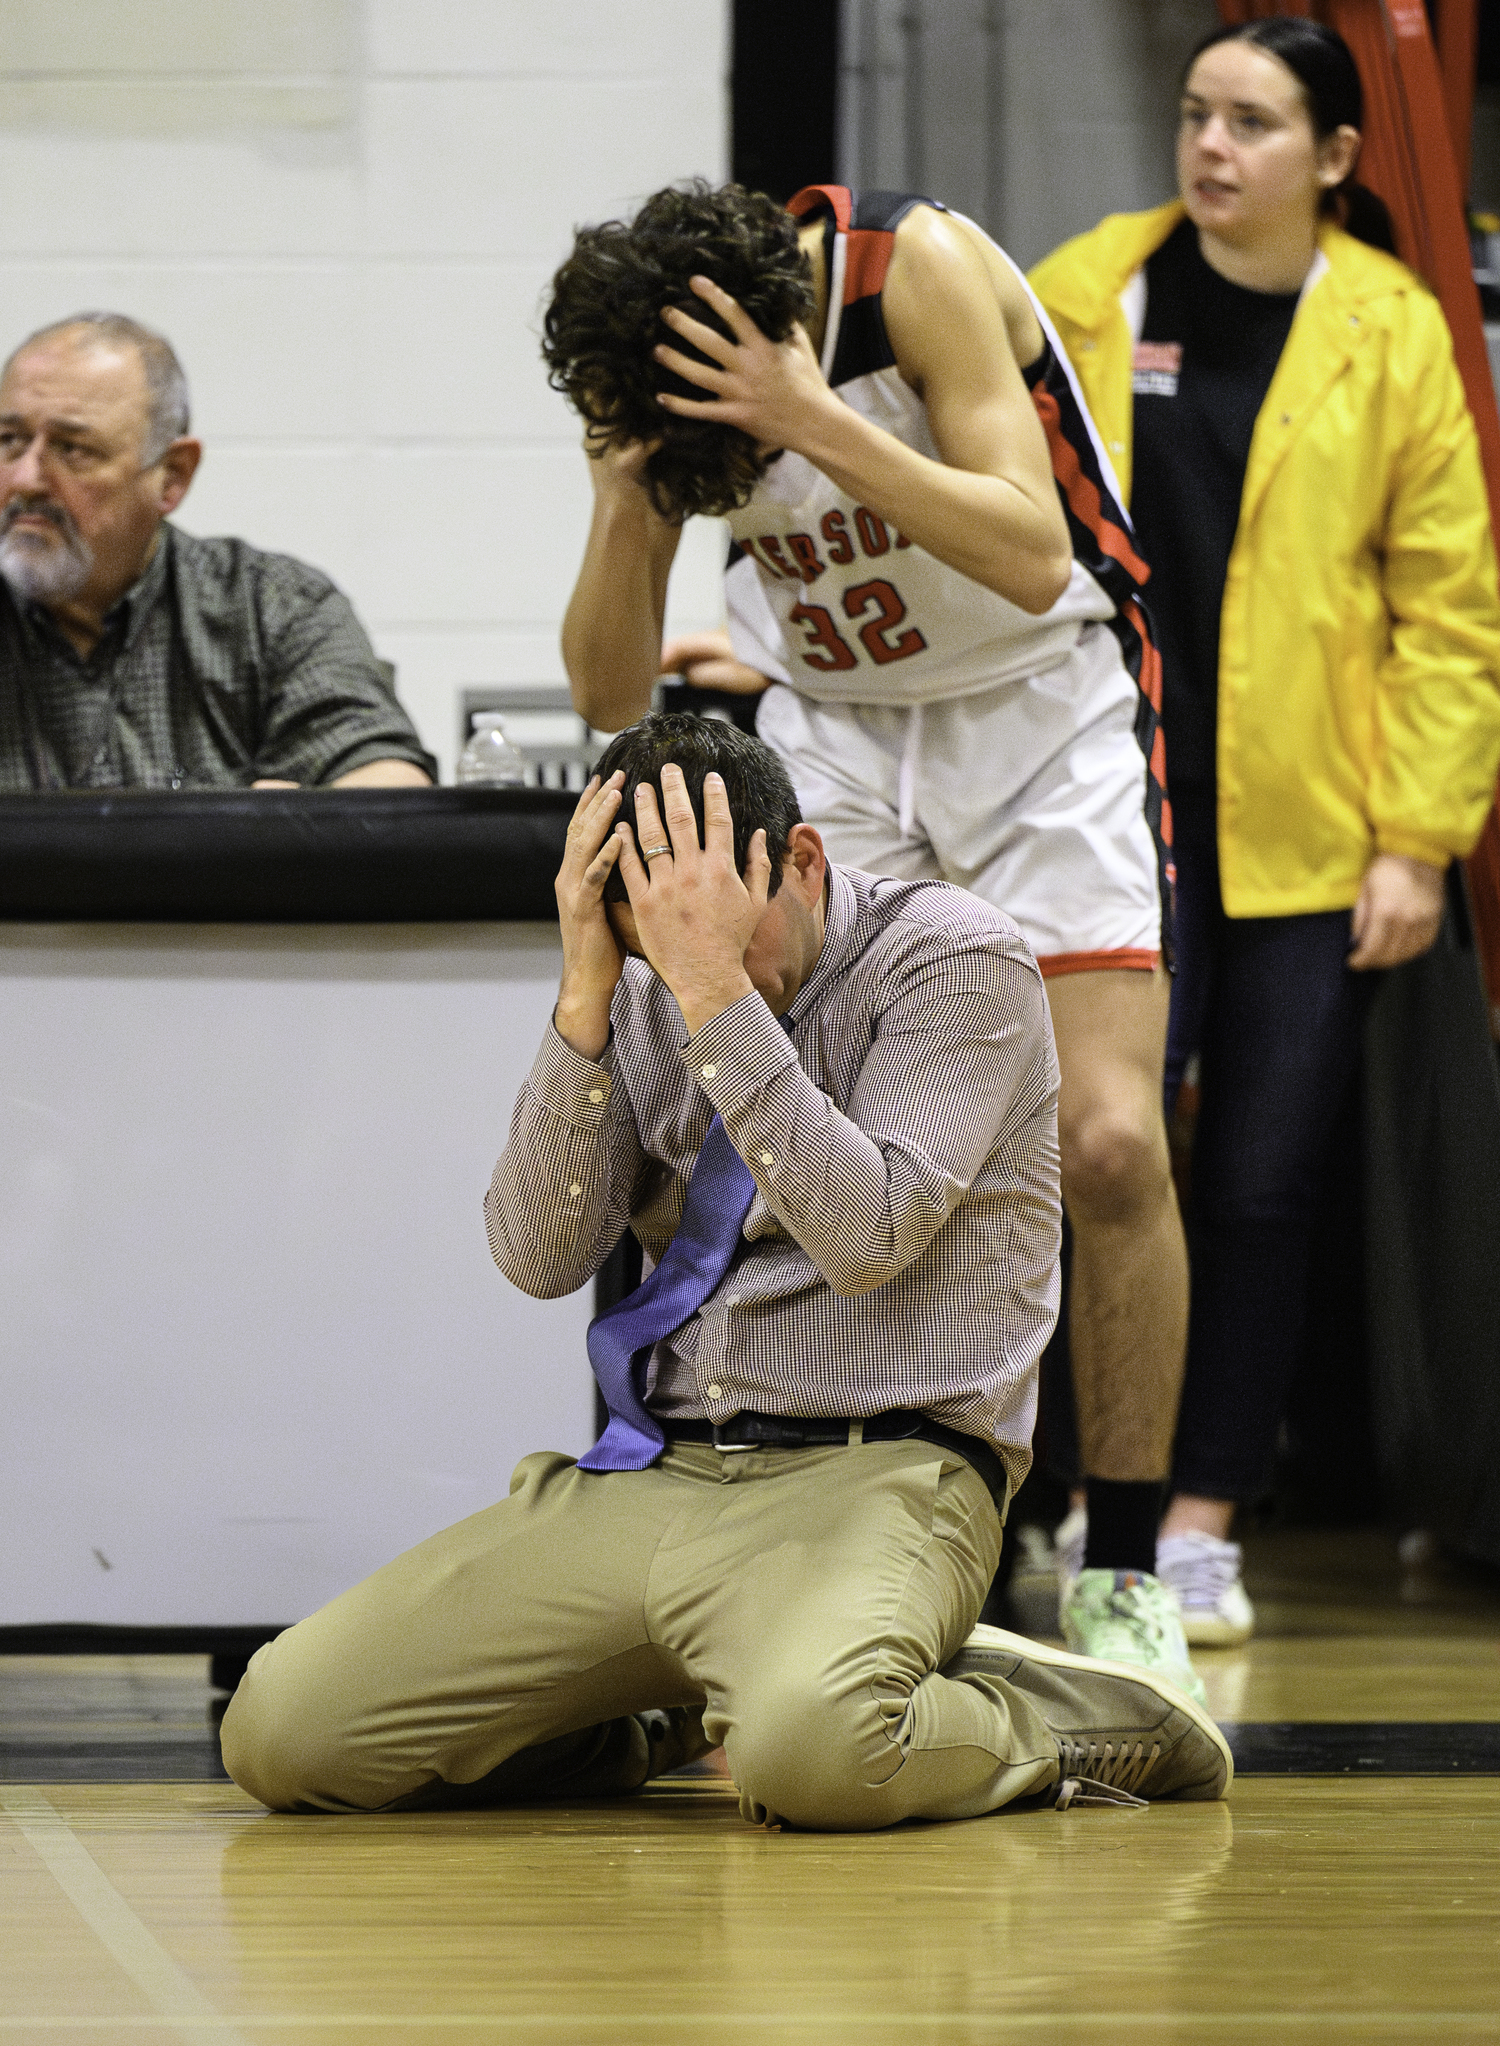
[221,1439,1061,1831]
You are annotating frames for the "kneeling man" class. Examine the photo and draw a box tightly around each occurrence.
[222,715,1228,1827]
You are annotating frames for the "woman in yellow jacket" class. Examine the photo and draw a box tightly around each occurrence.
[1031,17,1500,1645]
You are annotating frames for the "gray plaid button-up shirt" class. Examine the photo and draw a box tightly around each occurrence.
[0,525,435,790]
[486,864,1061,1491]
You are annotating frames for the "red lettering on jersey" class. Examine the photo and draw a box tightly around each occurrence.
[895,530,912,549]
[820,510,855,565]
[853,507,891,558]
[844,579,927,665]
[785,533,825,583]
[789,602,858,671]
[758,535,799,579]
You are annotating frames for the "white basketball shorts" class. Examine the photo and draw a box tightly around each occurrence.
[755,622,1163,975]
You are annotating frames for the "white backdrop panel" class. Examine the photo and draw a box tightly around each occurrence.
[0,923,594,1629]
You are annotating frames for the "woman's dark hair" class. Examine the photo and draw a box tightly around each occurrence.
[542,181,817,523]
[1184,18,1397,253]
[593,711,804,905]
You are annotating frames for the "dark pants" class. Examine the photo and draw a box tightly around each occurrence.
[1165,794,1379,1501]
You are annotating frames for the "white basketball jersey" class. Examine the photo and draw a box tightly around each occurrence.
[725,186,1145,710]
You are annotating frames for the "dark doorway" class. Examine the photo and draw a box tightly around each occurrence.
[731,1,840,204]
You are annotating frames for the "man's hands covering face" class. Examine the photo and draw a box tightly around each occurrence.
[614,764,771,1035]
[554,770,627,1059]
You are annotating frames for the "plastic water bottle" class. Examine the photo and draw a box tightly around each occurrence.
[456,714,529,787]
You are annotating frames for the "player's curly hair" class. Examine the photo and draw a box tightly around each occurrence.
[542,181,817,523]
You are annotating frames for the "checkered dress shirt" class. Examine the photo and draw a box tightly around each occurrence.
[0,525,435,790]
[486,864,1061,1490]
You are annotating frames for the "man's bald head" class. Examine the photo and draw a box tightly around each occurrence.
[4,314,190,466]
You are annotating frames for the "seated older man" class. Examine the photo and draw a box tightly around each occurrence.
[0,313,434,791]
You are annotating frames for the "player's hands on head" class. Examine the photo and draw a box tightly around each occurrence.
[614,764,770,1034]
[1347,851,1447,970]
[582,424,662,501]
[554,770,628,1058]
[655,276,835,456]
[660,631,774,697]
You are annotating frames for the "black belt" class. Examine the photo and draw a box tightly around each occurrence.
[660,1408,1009,1514]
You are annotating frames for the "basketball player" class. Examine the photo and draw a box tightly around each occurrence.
[546,182,1196,1692]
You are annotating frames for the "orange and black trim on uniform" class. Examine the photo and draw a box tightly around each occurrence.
[1036,947,1162,980]
[784,184,1176,962]
[1012,297,1174,962]
[787,185,922,387]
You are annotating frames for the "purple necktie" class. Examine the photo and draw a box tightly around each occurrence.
[578,1113,757,1472]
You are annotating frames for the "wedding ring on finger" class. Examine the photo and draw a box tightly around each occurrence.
[641,843,673,860]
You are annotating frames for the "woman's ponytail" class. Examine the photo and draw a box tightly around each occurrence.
[1338,181,1398,254]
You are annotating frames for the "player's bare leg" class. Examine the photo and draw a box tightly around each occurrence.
[1044,966,1201,1699]
[1050,965,1185,1481]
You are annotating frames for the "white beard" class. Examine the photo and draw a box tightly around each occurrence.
[0,514,94,604]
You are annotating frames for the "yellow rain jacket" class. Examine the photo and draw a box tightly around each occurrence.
[1031,202,1500,917]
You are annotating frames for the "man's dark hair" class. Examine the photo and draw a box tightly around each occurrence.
[542,181,816,522]
[594,711,803,904]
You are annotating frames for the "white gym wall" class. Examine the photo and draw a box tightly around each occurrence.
[836,0,1219,268]
[0,0,731,781]
[0,1,733,1627]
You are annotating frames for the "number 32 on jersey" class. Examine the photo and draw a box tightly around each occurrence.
[737,504,929,674]
[788,579,927,672]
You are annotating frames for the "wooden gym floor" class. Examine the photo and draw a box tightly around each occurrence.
[2,1527,1497,2044]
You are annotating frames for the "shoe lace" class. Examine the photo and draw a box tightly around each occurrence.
[1112,1577,1175,1626]
[1053,1775,1148,1811]
[1054,1737,1161,1809]
[1161,1540,1240,1610]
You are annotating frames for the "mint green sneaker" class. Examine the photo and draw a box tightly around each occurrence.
[1060,1568,1208,1708]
